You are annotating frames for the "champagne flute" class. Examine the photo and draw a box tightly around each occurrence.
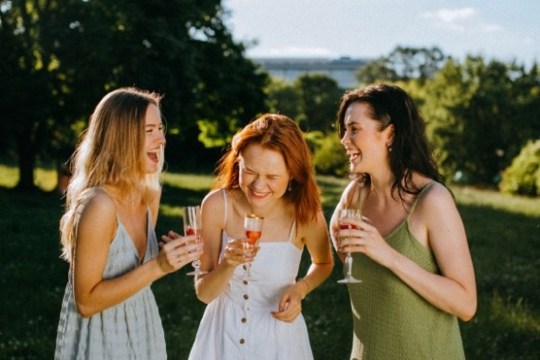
[337,208,362,284]
[183,206,205,276]
[242,214,264,281]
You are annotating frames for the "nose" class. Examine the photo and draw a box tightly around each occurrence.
[156,130,166,146]
[251,176,266,190]
[340,131,350,146]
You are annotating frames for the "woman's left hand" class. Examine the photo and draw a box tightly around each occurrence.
[271,282,305,323]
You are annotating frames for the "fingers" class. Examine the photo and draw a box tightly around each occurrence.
[223,239,259,266]
[272,300,301,323]
[336,218,373,247]
[158,234,203,273]
[160,230,181,243]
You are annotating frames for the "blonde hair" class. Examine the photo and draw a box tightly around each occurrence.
[60,87,164,262]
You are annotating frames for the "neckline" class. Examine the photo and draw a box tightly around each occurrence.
[356,181,436,239]
[116,210,151,263]
[222,230,303,252]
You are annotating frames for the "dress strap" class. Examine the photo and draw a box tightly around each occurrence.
[287,221,296,243]
[221,189,228,225]
[407,182,435,220]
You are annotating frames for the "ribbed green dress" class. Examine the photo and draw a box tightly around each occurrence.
[347,184,465,360]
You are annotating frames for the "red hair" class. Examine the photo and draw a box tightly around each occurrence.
[214,114,321,225]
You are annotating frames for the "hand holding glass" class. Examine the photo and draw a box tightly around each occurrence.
[183,206,205,276]
[337,208,362,284]
[242,214,264,281]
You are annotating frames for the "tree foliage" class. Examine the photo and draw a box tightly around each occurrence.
[0,0,267,189]
[294,74,342,133]
[420,57,540,184]
[264,77,302,120]
[264,73,341,134]
[499,139,540,196]
[356,46,447,85]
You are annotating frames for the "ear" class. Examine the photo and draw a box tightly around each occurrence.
[383,123,395,146]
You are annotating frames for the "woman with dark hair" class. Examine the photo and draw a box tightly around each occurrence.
[331,84,476,359]
[55,87,202,359]
[187,113,334,360]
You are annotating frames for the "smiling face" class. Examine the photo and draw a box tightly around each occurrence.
[238,143,290,209]
[340,102,394,175]
[144,104,165,174]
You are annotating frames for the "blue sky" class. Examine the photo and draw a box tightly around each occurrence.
[222,0,539,66]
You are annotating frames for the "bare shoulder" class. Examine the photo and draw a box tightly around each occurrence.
[76,188,118,240]
[413,181,458,223]
[202,188,226,209]
[79,187,117,222]
[340,180,363,208]
[421,181,455,206]
[201,188,227,227]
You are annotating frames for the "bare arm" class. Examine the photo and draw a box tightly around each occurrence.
[387,184,477,321]
[194,190,242,304]
[73,190,200,317]
[341,183,477,321]
[298,211,334,296]
[273,211,334,322]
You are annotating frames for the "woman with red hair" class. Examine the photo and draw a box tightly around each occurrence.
[188,113,334,360]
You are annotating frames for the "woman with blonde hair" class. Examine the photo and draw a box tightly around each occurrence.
[55,87,202,359]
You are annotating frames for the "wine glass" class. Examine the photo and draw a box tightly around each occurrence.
[183,206,205,276]
[242,214,264,281]
[337,208,362,284]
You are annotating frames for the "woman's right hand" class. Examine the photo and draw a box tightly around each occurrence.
[157,231,202,273]
[222,238,259,268]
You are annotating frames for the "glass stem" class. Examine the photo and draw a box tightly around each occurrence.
[346,253,353,277]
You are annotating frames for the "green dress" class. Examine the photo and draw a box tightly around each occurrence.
[347,183,465,360]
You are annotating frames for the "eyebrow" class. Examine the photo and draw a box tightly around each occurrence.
[344,119,360,126]
[242,165,282,177]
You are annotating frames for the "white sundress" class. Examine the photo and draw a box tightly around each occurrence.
[188,192,314,360]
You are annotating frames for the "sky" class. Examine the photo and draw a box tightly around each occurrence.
[221,0,539,66]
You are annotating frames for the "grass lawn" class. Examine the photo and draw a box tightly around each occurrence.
[0,167,539,359]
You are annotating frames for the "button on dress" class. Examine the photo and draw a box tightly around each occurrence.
[188,191,313,360]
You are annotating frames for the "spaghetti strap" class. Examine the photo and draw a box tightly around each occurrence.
[287,221,296,243]
[354,182,363,211]
[221,189,228,225]
[407,182,435,219]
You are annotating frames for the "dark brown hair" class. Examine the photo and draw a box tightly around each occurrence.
[337,83,444,200]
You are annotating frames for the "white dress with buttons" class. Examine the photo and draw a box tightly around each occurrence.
[188,193,314,360]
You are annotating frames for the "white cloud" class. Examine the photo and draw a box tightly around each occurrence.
[423,7,476,23]
[422,7,502,34]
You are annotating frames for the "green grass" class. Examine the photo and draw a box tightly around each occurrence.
[0,167,539,359]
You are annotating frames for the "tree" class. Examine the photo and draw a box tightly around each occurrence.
[499,139,540,196]
[264,77,302,120]
[0,0,267,189]
[356,46,447,85]
[421,56,540,184]
[294,74,342,133]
